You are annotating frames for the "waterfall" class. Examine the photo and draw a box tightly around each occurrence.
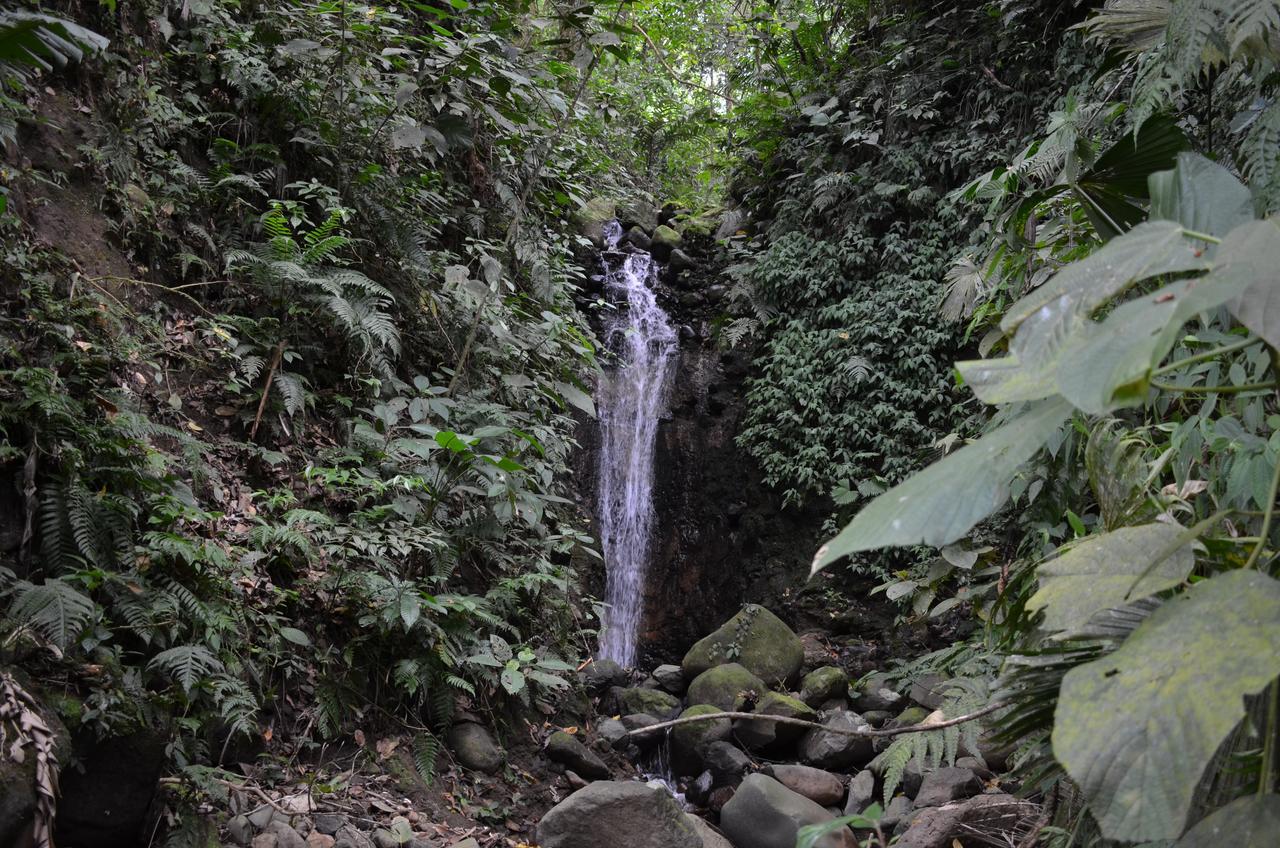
[596,220,678,667]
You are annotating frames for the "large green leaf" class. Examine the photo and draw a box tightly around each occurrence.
[1226,217,1280,347]
[1174,795,1280,847]
[1026,523,1194,634]
[812,398,1071,571]
[1074,115,1188,239]
[1002,220,1209,334]
[1149,153,1256,244]
[1053,571,1280,842]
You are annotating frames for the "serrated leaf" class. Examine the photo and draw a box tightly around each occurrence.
[1174,794,1280,847]
[813,398,1071,570]
[1053,571,1280,842]
[1026,523,1194,633]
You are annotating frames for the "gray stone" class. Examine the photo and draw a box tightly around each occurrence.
[314,814,346,835]
[333,825,372,848]
[894,794,1036,848]
[581,659,628,693]
[618,686,681,718]
[715,208,748,240]
[546,731,611,780]
[371,830,398,848]
[879,796,912,832]
[798,711,874,770]
[597,717,630,749]
[653,664,685,694]
[618,199,660,232]
[861,710,893,727]
[719,774,855,848]
[687,663,766,712]
[955,756,994,781]
[799,667,848,707]
[844,770,876,816]
[908,675,951,710]
[853,674,903,713]
[624,226,652,251]
[763,764,845,806]
[671,705,732,776]
[912,767,982,808]
[227,814,254,846]
[265,822,308,848]
[536,781,702,848]
[668,249,696,273]
[734,691,818,751]
[902,757,924,798]
[447,722,502,774]
[702,741,752,787]
[685,814,735,848]
[621,713,661,738]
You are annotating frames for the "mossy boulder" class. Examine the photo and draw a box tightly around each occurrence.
[686,663,766,712]
[648,225,683,261]
[671,705,732,776]
[800,667,849,707]
[681,605,804,687]
[617,686,680,718]
[572,197,617,249]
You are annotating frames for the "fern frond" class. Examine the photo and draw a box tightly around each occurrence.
[7,579,96,651]
[148,645,223,694]
[413,734,440,785]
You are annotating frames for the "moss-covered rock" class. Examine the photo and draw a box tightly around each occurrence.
[649,224,683,260]
[686,663,766,712]
[734,690,818,751]
[671,705,731,776]
[800,667,849,707]
[617,686,680,718]
[681,605,804,687]
[572,197,617,248]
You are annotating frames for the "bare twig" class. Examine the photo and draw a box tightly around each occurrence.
[628,701,1006,738]
[249,341,285,441]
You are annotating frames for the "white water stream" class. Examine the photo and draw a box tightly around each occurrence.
[596,220,677,668]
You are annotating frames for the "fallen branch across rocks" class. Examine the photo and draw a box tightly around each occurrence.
[627,701,1006,739]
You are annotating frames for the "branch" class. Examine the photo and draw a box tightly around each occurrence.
[632,20,732,105]
[627,701,1006,739]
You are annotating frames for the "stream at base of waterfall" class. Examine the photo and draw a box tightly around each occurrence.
[595,220,677,669]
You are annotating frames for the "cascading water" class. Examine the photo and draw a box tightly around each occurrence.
[596,220,678,668]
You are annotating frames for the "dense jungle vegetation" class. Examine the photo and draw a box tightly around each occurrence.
[3,0,1280,846]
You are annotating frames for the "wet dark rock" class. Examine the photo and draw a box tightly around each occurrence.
[686,770,715,806]
[720,773,856,848]
[912,767,982,808]
[619,199,660,232]
[703,741,752,787]
[650,225,683,261]
[686,814,735,848]
[763,764,845,806]
[56,727,167,848]
[546,730,611,780]
[853,675,903,713]
[582,659,628,694]
[798,711,874,770]
[536,781,702,848]
[672,705,732,775]
[653,664,685,693]
[447,722,503,774]
[708,786,735,814]
[314,814,347,835]
[879,796,912,832]
[668,249,696,273]
[624,226,652,251]
[597,717,630,749]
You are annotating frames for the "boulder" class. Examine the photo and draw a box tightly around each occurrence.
[685,814,735,848]
[573,198,617,249]
[687,664,766,712]
[619,687,681,718]
[853,675,903,713]
[314,814,347,835]
[798,633,832,669]
[653,664,685,694]
[873,706,927,754]
[702,741,752,787]
[798,711,874,770]
[546,731,611,780]
[734,691,817,751]
[879,796,912,833]
[447,722,503,774]
[649,225,684,261]
[624,226,652,251]
[719,773,856,848]
[762,764,845,806]
[895,794,1036,848]
[908,675,951,710]
[264,822,308,848]
[844,770,876,816]
[581,659,628,693]
[911,767,982,808]
[536,781,702,848]
[621,713,662,749]
[671,705,731,776]
[334,825,373,848]
[597,718,630,750]
[800,668,848,707]
[618,199,660,233]
[668,249,696,273]
[682,605,804,687]
[715,208,749,241]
